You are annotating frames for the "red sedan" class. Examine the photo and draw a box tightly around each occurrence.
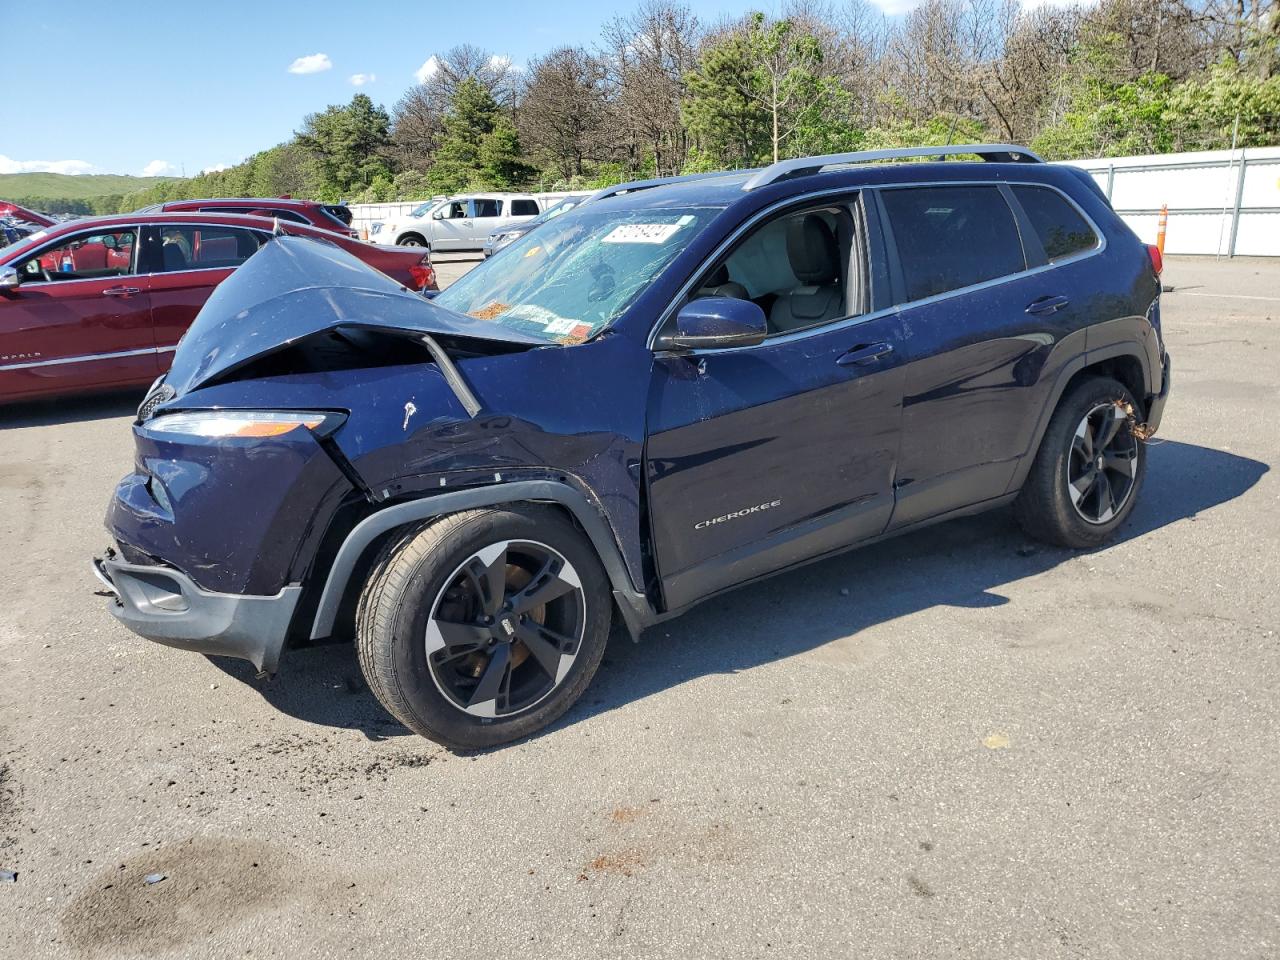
[0,212,436,404]
[140,197,359,238]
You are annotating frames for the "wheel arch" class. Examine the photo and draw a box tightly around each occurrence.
[396,231,429,247]
[1008,342,1152,494]
[307,481,652,644]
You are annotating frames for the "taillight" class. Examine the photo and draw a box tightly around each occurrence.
[1147,243,1163,277]
[409,260,436,291]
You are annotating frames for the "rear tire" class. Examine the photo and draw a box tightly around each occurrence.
[355,507,610,750]
[1014,376,1147,548]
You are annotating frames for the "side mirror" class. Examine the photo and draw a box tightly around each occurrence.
[658,297,767,352]
[0,266,21,290]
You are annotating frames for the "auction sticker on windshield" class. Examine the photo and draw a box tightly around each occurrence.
[602,223,684,244]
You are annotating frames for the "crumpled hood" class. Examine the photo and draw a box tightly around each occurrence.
[162,234,545,397]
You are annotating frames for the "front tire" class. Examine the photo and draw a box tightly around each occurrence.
[355,507,610,749]
[396,233,428,247]
[1014,376,1147,548]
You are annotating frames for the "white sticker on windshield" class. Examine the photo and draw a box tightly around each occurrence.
[601,223,683,244]
[544,316,579,335]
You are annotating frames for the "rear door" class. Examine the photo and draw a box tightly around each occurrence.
[467,198,505,248]
[0,226,154,400]
[143,222,266,360]
[645,195,906,611]
[876,183,1081,528]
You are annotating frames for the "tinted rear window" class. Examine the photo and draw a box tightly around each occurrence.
[881,186,1026,302]
[1012,186,1098,262]
[473,199,502,217]
[510,199,538,216]
[321,204,352,226]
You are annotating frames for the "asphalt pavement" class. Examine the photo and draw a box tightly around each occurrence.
[1,254,1276,959]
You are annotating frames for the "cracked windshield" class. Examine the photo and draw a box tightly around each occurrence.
[434,204,724,343]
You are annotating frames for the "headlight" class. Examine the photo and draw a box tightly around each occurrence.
[147,410,346,439]
[370,222,384,234]
[497,231,525,247]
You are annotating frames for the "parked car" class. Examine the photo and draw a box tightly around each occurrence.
[0,212,435,403]
[97,144,1170,750]
[482,192,594,258]
[137,198,358,239]
[370,193,543,250]
[1,218,40,248]
[0,202,56,228]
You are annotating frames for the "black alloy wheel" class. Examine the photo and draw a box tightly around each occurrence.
[424,539,585,718]
[1067,402,1140,525]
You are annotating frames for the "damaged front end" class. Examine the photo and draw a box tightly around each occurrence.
[99,235,553,672]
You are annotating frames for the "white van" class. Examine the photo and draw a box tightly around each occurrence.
[369,194,543,251]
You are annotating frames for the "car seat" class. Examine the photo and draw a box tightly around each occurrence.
[769,215,844,333]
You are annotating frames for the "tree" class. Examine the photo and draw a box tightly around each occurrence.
[389,44,519,173]
[684,29,769,167]
[601,1,702,176]
[296,94,394,199]
[429,78,534,192]
[684,13,856,169]
[519,46,610,180]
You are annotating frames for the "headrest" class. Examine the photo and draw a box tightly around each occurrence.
[786,215,839,285]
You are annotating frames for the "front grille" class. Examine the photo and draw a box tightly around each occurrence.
[137,382,175,422]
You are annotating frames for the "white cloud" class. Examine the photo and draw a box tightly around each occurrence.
[141,159,178,177]
[414,55,441,83]
[349,72,376,86]
[288,53,332,75]
[200,162,233,174]
[0,154,95,175]
[488,54,516,72]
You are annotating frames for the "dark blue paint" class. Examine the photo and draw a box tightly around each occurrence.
[105,159,1166,646]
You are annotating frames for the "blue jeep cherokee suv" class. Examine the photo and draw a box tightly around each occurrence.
[97,145,1171,748]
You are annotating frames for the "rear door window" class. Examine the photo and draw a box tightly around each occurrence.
[154,225,263,272]
[880,186,1026,302]
[473,199,502,218]
[1011,186,1098,262]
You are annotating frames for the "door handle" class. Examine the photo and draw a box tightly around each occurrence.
[837,342,894,366]
[102,286,141,297]
[1026,295,1070,315]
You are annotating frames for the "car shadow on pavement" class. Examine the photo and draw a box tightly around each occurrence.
[0,390,142,429]
[212,438,1268,746]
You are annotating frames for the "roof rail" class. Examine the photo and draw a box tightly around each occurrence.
[740,143,1043,191]
[587,170,751,204]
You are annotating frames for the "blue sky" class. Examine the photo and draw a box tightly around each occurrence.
[3,0,1078,178]
[2,0,749,177]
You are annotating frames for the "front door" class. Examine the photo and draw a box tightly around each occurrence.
[0,226,154,401]
[430,199,475,251]
[645,199,905,612]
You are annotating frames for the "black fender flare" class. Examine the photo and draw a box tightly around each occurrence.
[1006,341,1153,494]
[307,480,652,642]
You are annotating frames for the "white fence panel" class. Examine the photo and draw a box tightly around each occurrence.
[1062,146,1280,257]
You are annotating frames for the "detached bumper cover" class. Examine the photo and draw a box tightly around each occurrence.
[1146,351,1172,434]
[95,553,301,674]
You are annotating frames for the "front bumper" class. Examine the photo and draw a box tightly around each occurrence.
[1146,351,1172,434]
[94,551,301,674]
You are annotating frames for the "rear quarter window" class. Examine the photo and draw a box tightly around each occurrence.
[510,199,539,216]
[1012,185,1099,262]
[881,185,1026,302]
